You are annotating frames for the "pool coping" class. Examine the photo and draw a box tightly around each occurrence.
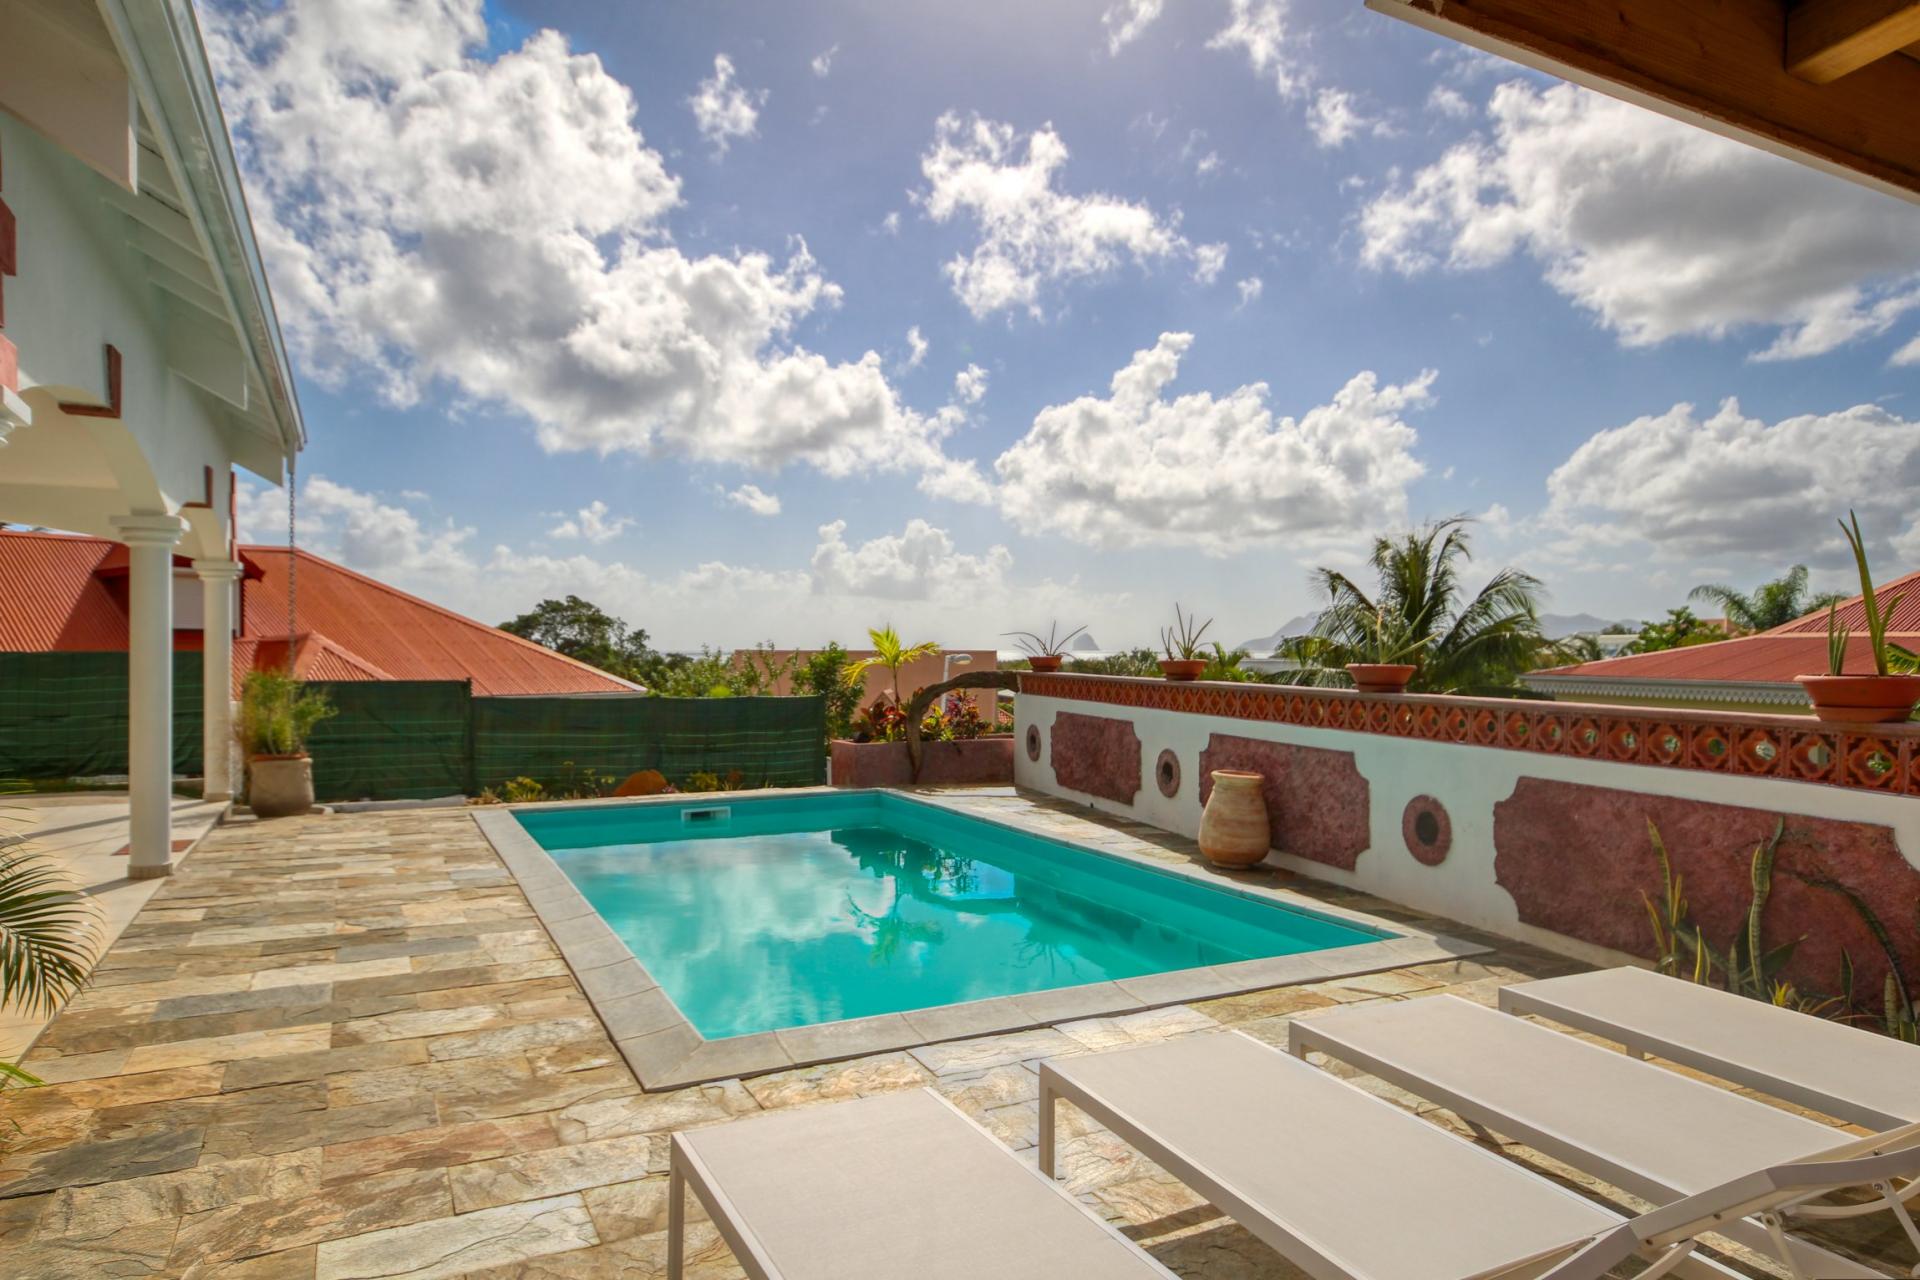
[471,788,1489,1090]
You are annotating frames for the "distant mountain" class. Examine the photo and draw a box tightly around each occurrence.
[1538,612,1637,638]
[1068,632,1101,651]
[1236,613,1320,655]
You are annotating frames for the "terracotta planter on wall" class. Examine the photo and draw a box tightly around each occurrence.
[1027,655,1065,673]
[1159,659,1206,681]
[248,755,315,818]
[1346,663,1416,694]
[1198,770,1270,868]
[1796,674,1920,724]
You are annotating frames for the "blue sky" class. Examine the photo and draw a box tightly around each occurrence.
[204,0,1920,650]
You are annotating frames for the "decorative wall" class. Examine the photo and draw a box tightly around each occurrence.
[1049,710,1141,805]
[1196,733,1369,871]
[1494,778,1920,997]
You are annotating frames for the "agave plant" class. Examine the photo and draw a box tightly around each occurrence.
[1160,604,1212,661]
[1003,622,1088,660]
[1837,510,1919,676]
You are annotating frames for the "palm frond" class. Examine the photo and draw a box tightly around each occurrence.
[0,846,99,1019]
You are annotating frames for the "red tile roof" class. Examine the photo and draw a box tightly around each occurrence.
[0,530,635,696]
[1538,568,1920,686]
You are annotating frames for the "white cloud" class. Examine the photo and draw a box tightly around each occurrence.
[1359,81,1920,359]
[992,333,1432,554]
[904,325,929,369]
[1192,242,1229,285]
[1102,0,1164,55]
[1543,398,1920,564]
[1427,84,1471,119]
[725,483,782,517]
[1236,276,1263,307]
[1194,150,1221,177]
[954,363,989,404]
[810,519,1013,600]
[810,44,838,77]
[879,210,901,235]
[238,475,473,581]
[206,4,973,492]
[919,113,1212,318]
[688,53,764,156]
[549,499,632,544]
[1894,334,1920,367]
[1208,0,1301,99]
[1309,88,1385,149]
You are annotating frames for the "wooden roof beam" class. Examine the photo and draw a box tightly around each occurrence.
[1366,0,1920,204]
[1789,0,1920,82]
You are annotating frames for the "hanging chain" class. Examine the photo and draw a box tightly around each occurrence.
[286,451,297,674]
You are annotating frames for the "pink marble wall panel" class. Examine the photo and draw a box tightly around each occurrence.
[1197,733,1370,871]
[1050,711,1142,805]
[1493,777,1920,999]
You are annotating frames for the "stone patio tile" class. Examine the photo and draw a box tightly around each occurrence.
[224,1040,430,1092]
[1055,1004,1221,1052]
[40,1150,321,1237]
[168,1166,453,1266]
[251,957,415,990]
[1193,985,1340,1025]
[4,1216,179,1279]
[8,1063,226,1115]
[1009,981,1137,1025]
[312,1193,597,1280]
[425,1016,605,1062]
[122,1024,333,1074]
[324,1051,533,1108]
[898,996,1030,1043]
[0,1126,207,1197]
[201,1095,441,1159]
[774,1013,921,1065]
[88,1079,327,1141]
[1112,966,1246,1006]
[322,1115,560,1185]
[932,1063,1041,1114]
[332,1004,509,1045]
[742,1051,933,1110]
[18,1048,132,1083]
[65,973,255,1010]
[448,1132,664,1212]
[908,1027,1081,1076]
[434,1065,636,1125]
[149,984,336,1021]
[194,1244,320,1280]
[580,1175,675,1243]
[546,1081,757,1144]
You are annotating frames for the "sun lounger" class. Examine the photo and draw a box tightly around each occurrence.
[1289,995,1920,1280]
[664,1087,1175,1280]
[1500,966,1920,1130]
[1038,1030,1748,1280]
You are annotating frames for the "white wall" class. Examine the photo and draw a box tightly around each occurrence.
[1016,689,1920,963]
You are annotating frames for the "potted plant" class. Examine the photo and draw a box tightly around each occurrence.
[237,670,335,818]
[1159,604,1212,680]
[1797,512,1920,723]
[1344,606,1425,694]
[1004,622,1087,673]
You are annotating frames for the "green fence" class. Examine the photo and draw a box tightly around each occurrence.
[0,653,826,800]
[471,694,827,794]
[0,652,203,779]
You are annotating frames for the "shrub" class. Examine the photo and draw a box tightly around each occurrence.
[237,671,335,757]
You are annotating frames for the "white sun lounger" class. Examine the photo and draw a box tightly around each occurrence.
[1500,966,1920,1130]
[664,1088,1175,1280]
[1289,995,1920,1280]
[1038,1031,1749,1280]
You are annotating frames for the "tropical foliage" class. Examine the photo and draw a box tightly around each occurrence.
[0,805,99,1090]
[237,670,335,757]
[1064,648,1161,678]
[500,595,658,682]
[1688,565,1844,635]
[1830,511,1919,676]
[1279,517,1554,693]
[793,643,862,741]
[842,627,939,705]
[1159,605,1212,661]
[1623,607,1725,655]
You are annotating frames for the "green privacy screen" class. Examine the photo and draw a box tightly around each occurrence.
[471,694,827,795]
[0,652,203,779]
[305,680,473,803]
[0,654,825,800]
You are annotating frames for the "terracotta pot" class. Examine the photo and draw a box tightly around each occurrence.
[1796,674,1920,724]
[1199,770,1270,868]
[1346,663,1417,694]
[1159,659,1206,681]
[1027,654,1065,673]
[248,754,315,818]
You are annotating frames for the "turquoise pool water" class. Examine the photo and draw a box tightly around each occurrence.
[516,793,1389,1039]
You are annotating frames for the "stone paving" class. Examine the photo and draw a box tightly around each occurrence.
[0,796,1907,1278]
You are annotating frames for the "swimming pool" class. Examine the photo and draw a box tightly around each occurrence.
[513,791,1391,1039]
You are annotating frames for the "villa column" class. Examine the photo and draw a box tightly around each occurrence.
[112,514,185,879]
[193,558,243,802]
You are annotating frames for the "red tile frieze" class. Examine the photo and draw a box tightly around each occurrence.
[1020,673,1920,798]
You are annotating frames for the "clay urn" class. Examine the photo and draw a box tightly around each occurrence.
[1199,770,1270,869]
[1795,674,1920,724]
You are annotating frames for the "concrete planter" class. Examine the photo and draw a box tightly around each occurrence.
[248,754,315,818]
[830,737,1014,787]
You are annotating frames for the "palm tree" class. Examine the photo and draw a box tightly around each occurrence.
[0,813,99,1088]
[1279,517,1554,693]
[841,626,940,705]
[1688,566,1845,635]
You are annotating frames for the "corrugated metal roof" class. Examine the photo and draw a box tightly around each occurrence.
[0,530,636,696]
[1543,566,1920,684]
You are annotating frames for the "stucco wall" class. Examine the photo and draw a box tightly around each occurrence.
[1016,677,1920,994]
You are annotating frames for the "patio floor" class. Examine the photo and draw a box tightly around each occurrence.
[0,793,1905,1278]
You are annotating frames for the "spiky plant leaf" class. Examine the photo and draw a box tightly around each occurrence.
[0,846,98,1019]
